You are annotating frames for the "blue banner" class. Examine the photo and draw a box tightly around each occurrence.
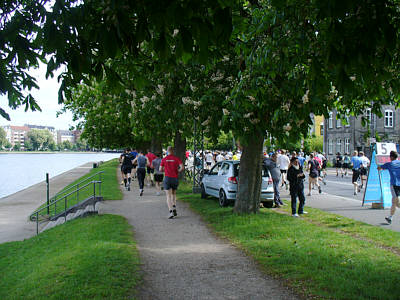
[363,150,392,208]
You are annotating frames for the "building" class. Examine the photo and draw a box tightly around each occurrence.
[309,114,324,137]
[323,105,400,160]
[57,130,75,144]
[25,124,57,144]
[2,125,30,148]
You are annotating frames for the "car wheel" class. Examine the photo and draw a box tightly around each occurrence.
[219,190,228,207]
[201,184,208,199]
[262,201,274,208]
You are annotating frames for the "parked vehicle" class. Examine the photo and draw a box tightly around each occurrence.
[200,160,274,207]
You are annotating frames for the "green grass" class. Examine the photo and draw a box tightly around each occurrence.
[177,182,400,300]
[0,214,141,300]
[33,159,122,219]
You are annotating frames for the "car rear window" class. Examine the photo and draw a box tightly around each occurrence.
[234,163,269,177]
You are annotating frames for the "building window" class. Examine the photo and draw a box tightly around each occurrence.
[320,123,324,136]
[365,108,372,123]
[328,139,333,155]
[345,138,350,154]
[337,138,342,153]
[336,118,341,128]
[328,112,333,129]
[385,110,394,128]
[345,110,350,127]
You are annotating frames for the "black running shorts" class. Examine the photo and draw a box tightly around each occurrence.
[352,169,360,183]
[164,176,179,190]
[122,165,132,175]
[154,173,164,182]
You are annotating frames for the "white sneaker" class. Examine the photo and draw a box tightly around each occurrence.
[292,213,299,217]
[299,211,308,215]
[168,211,174,219]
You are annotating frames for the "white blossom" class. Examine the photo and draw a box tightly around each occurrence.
[173,29,179,37]
[283,124,292,131]
[201,118,210,126]
[190,84,197,92]
[156,85,165,95]
[302,90,309,104]
[244,112,252,118]
[350,76,356,81]
[182,97,192,104]
[222,108,230,115]
[250,118,260,124]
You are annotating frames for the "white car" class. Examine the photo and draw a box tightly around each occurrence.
[200,160,274,207]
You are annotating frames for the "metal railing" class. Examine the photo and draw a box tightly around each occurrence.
[49,171,103,206]
[30,171,104,234]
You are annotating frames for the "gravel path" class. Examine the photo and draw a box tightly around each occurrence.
[98,178,298,300]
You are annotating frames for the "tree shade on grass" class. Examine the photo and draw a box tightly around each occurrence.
[177,182,400,300]
[0,215,141,300]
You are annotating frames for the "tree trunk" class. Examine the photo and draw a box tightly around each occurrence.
[234,131,264,214]
[174,131,186,180]
[150,136,162,154]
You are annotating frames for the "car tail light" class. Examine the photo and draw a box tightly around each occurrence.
[228,176,238,184]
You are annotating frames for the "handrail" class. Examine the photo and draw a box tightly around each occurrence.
[50,171,103,203]
[31,179,102,234]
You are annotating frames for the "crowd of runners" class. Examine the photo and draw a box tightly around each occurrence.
[117,146,400,224]
[119,147,183,219]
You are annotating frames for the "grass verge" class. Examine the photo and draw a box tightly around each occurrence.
[177,182,400,300]
[33,159,122,219]
[0,214,141,299]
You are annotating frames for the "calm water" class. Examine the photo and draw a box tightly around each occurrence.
[0,153,120,199]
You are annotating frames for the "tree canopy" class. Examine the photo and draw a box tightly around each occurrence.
[2,0,400,213]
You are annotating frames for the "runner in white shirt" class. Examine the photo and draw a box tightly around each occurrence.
[277,150,290,189]
[359,151,370,189]
[216,152,225,162]
[205,151,214,170]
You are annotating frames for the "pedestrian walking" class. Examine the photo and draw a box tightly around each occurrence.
[132,150,149,196]
[350,150,363,195]
[160,146,184,219]
[263,152,283,207]
[377,151,400,224]
[151,152,164,196]
[287,157,307,217]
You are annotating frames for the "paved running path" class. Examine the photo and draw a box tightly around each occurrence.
[0,163,93,244]
[98,178,298,300]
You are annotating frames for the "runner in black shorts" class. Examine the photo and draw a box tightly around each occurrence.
[121,149,134,191]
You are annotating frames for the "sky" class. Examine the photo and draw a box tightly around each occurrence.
[0,63,78,130]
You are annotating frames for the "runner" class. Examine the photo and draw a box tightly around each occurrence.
[378,151,400,224]
[132,150,149,196]
[216,151,225,162]
[151,152,164,196]
[160,146,184,219]
[335,152,344,177]
[343,153,351,177]
[146,149,157,187]
[278,150,290,190]
[359,151,370,190]
[350,150,362,195]
[307,153,322,196]
[120,148,134,191]
[205,151,214,170]
[130,148,138,179]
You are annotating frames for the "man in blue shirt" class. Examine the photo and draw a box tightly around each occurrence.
[351,151,363,195]
[378,151,400,224]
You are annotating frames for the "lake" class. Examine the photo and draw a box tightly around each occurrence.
[0,153,120,199]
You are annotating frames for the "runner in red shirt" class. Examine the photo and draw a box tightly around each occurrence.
[160,146,184,219]
[146,150,157,186]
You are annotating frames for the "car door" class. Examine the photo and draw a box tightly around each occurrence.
[204,162,222,197]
